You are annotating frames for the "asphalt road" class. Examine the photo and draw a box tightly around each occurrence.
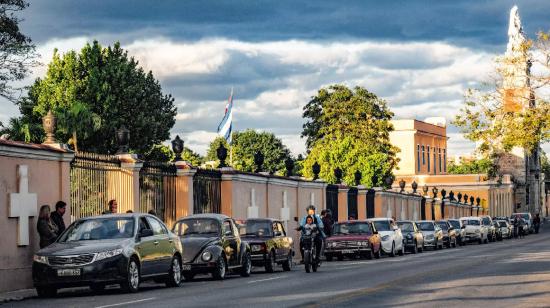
[7,231,550,308]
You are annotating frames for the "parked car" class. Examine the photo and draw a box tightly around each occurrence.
[325,220,382,261]
[368,218,404,257]
[397,220,424,254]
[448,219,466,246]
[237,218,293,272]
[436,220,457,248]
[416,220,443,250]
[481,216,496,242]
[172,214,251,281]
[511,212,533,234]
[492,221,503,241]
[496,220,512,239]
[33,214,183,297]
[461,216,488,244]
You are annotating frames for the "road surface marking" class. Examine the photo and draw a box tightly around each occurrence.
[247,276,287,284]
[94,297,156,308]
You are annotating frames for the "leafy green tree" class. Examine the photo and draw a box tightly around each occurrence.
[302,85,398,185]
[447,158,495,175]
[3,41,176,153]
[144,144,203,166]
[231,129,291,173]
[0,0,37,102]
[182,147,204,166]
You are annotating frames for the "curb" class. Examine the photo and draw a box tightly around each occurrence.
[0,289,36,304]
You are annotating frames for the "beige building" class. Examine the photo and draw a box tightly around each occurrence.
[390,118,448,176]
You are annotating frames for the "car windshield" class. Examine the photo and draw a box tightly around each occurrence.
[462,219,480,226]
[437,222,448,230]
[373,221,390,231]
[174,219,220,237]
[482,217,491,225]
[333,222,372,235]
[498,221,508,227]
[239,221,273,237]
[59,218,135,242]
[449,221,461,229]
[417,222,435,231]
[397,222,414,232]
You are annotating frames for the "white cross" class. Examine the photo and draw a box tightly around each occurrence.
[9,165,38,246]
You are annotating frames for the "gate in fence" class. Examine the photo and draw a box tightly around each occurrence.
[326,184,339,221]
[70,152,122,220]
[347,187,358,220]
[139,161,177,227]
[193,169,222,214]
[366,189,375,218]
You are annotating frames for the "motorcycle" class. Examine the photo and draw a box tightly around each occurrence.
[300,225,319,273]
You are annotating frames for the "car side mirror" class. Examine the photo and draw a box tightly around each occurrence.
[140,229,154,238]
[224,230,233,237]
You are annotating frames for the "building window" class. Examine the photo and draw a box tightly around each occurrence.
[417,144,420,172]
[438,148,442,172]
[427,146,430,172]
[422,146,425,165]
[433,151,437,174]
[443,149,447,172]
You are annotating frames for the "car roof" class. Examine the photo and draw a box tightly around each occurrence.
[243,218,280,223]
[416,220,435,223]
[461,216,480,219]
[396,220,414,223]
[176,213,231,222]
[368,218,393,222]
[335,220,369,224]
[85,213,152,220]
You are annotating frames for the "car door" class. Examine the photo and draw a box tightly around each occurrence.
[136,217,156,276]
[146,216,172,274]
[277,222,291,260]
[222,219,239,266]
[413,222,423,246]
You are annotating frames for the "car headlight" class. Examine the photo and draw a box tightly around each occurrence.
[251,244,265,252]
[33,255,48,265]
[381,235,390,241]
[361,241,369,246]
[327,242,335,248]
[95,248,123,262]
[201,251,213,262]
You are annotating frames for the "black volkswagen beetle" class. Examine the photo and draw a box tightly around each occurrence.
[172,214,252,280]
[32,214,183,297]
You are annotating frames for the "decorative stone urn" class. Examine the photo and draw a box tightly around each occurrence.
[171,135,184,161]
[217,144,228,168]
[312,162,321,180]
[115,126,130,154]
[42,110,57,144]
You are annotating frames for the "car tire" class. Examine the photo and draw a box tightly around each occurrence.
[398,243,405,256]
[325,254,333,262]
[165,255,182,287]
[282,252,293,271]
[240,252,252,277]
[265,251,276,273]
[212,257,227,280]
[389,242,396,257]
[36,286,57,298]
[121,258,140,293]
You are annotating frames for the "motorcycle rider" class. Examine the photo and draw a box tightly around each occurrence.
[297,205,325,264]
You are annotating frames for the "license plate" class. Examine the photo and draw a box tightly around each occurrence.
[57,269,81,276]
[182,265,191,271]
[341,250,355,254]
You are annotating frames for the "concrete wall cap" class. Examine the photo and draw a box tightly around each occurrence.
[0,144,74,162]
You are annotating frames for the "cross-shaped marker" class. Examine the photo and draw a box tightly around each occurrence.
[9,165,38,246]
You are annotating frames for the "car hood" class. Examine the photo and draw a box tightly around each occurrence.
[180,236,218,262]
[465,225,481,232]
[421,231,436,236]
[38,239,130,256]
[377,231,393,237]
[240,235,272,244]
[327,234,371,241]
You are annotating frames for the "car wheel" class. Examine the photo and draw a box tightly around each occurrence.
[389,242,396,257]
[240,252,252,277]
[325,254,333,262]
[265,251,276,273]
[282,252,293,271]
[121,258,140,293]
[398,243,405,256]
[90,283,105,293]
[183,273,195,281]
[212,257,227,280]
[366,247,374,260]
[166,255,182,287]
[412,241,418,254]
[36,286,57,298]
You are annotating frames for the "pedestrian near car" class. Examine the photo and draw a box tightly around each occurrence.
[533,214,541,234]
[37,205,58,248]
[50,201,66,235]
[322,210,334,237]
[103,199,118,214]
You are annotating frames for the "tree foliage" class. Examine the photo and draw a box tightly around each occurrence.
[3,41,176,154]
[447,158,495,175]
[0,0,37,102]
[232,130,292,173]
[301,85,398,185]
[144,144,203,166]
[454,31,550,158]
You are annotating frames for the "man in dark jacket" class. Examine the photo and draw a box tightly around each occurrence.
[50,201,67,235]
[321,210,334,237]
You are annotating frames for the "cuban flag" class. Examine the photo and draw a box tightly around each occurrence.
[217,88,233,143]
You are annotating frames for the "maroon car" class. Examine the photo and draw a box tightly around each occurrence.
[325,220,382,261]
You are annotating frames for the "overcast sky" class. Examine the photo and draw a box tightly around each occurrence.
[2,0,550,156]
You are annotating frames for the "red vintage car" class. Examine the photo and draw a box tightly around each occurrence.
[325,220,382,261]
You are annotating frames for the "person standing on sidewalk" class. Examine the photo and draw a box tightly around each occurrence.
[103,199,118,214]
[50,201,67,235]
[37,205,58,248]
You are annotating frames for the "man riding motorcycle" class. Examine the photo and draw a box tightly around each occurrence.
[297,205,325,264]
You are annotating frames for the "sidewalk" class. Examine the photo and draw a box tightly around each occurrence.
[0,288,36,304]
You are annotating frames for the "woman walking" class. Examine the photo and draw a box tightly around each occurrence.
[37,205,59,248]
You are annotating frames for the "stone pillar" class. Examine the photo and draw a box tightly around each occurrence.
[400,198,406,220]
[175,163,196,219]
[248,188,259,218]
[338,186,349,222]
[357,188,367,220]
[117,154,142,213]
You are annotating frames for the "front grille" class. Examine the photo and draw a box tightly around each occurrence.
[48,254,95,266]
[331,241,359,248]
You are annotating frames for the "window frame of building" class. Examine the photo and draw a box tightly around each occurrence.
[433,150,437,175]
[443,149,447,172]
[417,144,420,172]
[427,146,430,172]
[422,145,425,165]
[438,148,442,172]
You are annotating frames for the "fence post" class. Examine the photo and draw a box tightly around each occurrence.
[337,186,349,222]
[175,162,196,219]
[117,154,143,213]
[357,187,367,220]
